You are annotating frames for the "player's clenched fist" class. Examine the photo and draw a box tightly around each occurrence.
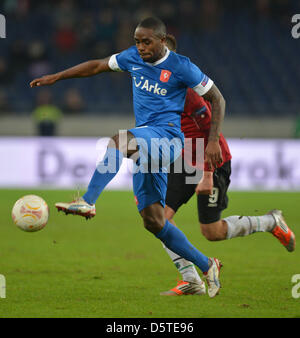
[30,74,59,87]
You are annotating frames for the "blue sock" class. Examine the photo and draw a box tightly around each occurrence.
[83,148,123,204]
[156,220,210,273]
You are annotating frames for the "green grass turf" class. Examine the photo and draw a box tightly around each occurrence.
[0,189,299,318]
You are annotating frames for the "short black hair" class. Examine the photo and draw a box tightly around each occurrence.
[165,34,177,51]
[137,17,167,39]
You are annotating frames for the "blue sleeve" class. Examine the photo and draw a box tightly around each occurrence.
[115,47,136,72]
[178,58,209,88]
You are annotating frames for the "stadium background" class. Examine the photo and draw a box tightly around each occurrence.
[0,0,300,191]
[1,0,300,319]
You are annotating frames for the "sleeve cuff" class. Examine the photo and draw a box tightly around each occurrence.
[108,54,123,72]
[192,78,214,96]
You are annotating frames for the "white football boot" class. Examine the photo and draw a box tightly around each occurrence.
[55,197,96,220]
[203,258,223,298]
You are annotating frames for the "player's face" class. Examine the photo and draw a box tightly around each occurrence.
[134,27,165,63]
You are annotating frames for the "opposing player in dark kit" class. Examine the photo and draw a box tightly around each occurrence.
[160,34,296,296]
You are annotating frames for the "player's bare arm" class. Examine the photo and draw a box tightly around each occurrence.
[195,171,214,195]
[30,57,112,88]
[202,84,225,169]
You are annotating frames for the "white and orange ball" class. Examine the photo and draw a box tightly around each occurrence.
[12,195,49,232]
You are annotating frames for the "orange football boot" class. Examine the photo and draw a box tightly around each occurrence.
[160,279,206,296]
[268,209,295,252]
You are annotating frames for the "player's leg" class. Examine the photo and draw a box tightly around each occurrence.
[199,162,296,251]
[197,161,231,240]
[223,211,295,251]
[55,131,137,218]
[200,208,296,251]
[199,162,275,240]
[131,126,221,297]
[140,201,222,297]
[133,163,222,298]
[161,159,206,295]
[83,131,137,203]
[164,205,176,226]
[162,205,206,296]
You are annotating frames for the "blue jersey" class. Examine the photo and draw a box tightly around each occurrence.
[108,46,213,129]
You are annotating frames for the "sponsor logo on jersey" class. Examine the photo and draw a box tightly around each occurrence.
[133,76,167,96]
[160,69,172,83]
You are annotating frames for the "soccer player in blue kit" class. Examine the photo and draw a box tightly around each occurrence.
[30,17,226,297]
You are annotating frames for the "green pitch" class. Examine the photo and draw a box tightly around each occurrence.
[0,189,299,318]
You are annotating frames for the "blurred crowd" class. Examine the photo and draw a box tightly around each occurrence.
[0,0,300,118]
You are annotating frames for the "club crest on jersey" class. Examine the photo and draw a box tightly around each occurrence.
[160,69,172,83]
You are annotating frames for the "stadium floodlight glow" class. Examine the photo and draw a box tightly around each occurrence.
[0,14,6,39]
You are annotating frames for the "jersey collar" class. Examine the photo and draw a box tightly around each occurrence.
[146,47,170,66]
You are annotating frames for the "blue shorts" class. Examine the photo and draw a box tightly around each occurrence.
[128,125,183,212]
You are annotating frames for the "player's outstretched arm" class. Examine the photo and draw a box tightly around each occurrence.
[30,57,112,88]
[202,84,225,169]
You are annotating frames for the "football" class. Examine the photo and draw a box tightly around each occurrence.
[12,195,49,232]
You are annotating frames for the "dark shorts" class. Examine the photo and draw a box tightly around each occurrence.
[165,158,231,223]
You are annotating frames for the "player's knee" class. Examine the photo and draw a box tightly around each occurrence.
[107,132,137,157]
[164,206,175,222]
[107,134,119,149]
[142,214,164,234]
[200,223,222,241]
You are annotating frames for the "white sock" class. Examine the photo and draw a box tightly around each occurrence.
[224,215,275,239]
[162,244,202,283]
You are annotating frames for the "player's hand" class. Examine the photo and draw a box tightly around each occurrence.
[195,171,213,195]
[205,140,223,170]
[30,74,59,88]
